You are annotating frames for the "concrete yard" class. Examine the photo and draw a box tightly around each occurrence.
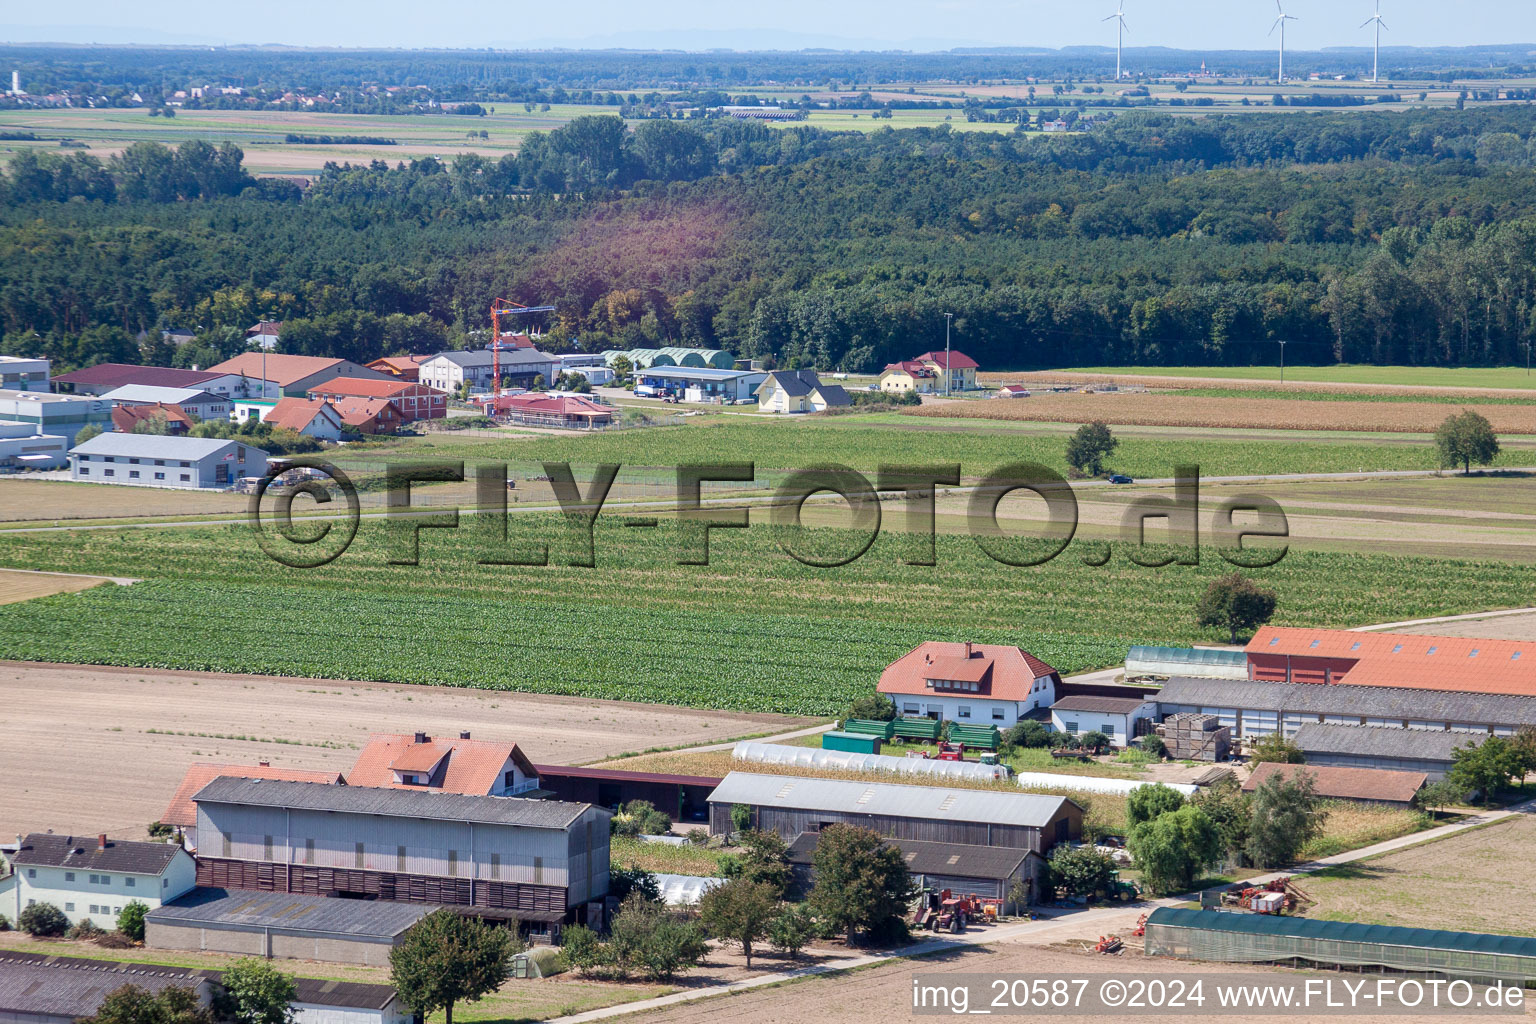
[0,662,807,840]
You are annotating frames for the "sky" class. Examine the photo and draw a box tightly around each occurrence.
[1,0,1532,52]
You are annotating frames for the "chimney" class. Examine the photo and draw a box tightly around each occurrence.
[97,834,107,851]
[413,731,428,744]
[459,731,471,740]
[965,641,973,658]
[258,759,271,767]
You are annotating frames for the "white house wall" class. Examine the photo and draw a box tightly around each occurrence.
[9,850,194,927]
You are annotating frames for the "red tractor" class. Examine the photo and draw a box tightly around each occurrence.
[933,741,967,762]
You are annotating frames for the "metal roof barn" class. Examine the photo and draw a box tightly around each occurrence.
[1144,907,1536,984]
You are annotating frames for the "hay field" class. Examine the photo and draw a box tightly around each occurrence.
[1040,365,1536,391]
[910,392,1536,434]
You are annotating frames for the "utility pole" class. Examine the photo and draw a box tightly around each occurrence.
[944,312,954,396]
[1278,339,1287,384]
[1525,340,1531,376]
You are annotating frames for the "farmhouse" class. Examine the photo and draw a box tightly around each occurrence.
[347,731,541,796]
[1241,761,1428,808]
[329,397,404,434]
[1290,723,1478,781]
[754,370,852,413]
[98,384,231,421]
[1049,694,1158,747]
[191,778,610,928]
[110,402,194,435]
[70,434,268,489]
[307,377,447,420]
[915,350,979,392]
[207,354,392,398]
[262,398,345,440]
[1153,676,1536,741]
[478,393,615,429]
[633,366,767,402]
[878,360,937,394]
[161,762,346,851]
[786,832,1043,909]
[6,833,196,927]
[146,888,436,970]
[877,641,1060,726]
[1245,626,1536,697]
[0,390,115,443]
[52,363,271,400]
[707,772,1082,852]
[0,421,68,470]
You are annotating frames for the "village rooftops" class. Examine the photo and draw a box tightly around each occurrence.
[1290,723,1483,762]
[97,384,223,405]
[1247,625,1536,696]
[69,433,261,460]
[1241,761,1427,804]
[915,350,979,369]
[708,771,1075,828]
[1155,676,1536,728]
[878,641,1059,700]
[191,777,589,828]
[349,731,540,794]
[52,363,226,391]
[11,833,183,875]
[147,889,438,943]
[206,354,387,387]
[1049,695,1154,715]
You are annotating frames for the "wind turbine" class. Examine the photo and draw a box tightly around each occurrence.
[1270,0,1298,84]
[1361,0,1389,84]
[1103,4,1128,81]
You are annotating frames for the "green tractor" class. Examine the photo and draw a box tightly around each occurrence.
[1101,870,1142,903]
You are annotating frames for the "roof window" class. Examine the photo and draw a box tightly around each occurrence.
[1427,646,1438,655]
[1392,645,1403,653]
[1268,638,1279,646]
[1350,642,1361,651]
[1309,639,1320,649]
[1469,649,1479,658]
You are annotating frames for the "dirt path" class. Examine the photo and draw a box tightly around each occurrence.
[0,662,806,840]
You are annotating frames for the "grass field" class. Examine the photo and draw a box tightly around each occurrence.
[0,514,1531,716]
[1061,365,1536,390]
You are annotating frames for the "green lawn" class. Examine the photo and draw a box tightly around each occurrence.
[1063,365,1536,390]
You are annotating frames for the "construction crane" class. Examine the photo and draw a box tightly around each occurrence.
[488,298,557,395]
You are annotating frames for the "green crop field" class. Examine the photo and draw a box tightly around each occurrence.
[342,417,1517,482]
[0,515,1528,717]
[1063,365,1536,390]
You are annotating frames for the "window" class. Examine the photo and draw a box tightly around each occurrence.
[65,902,75,912]
[65,872,74,882]
[222,835,231,858]
[1308,639,1320,648]
[1268,637,1279,646]
[162,879,168,888]
[129,470,140,479]
[180,474,190,482]
[1514,652,1523,661]
[504,770,516,791]
[1350,641,1361,650]
[80,468,89,475]
[154,460,164,466]
[262,835,273,861]
[1064,720,1080,734]
[1427,646,1438,655]
[1469,649,1479,658]
[26,868,35,879]
[992,708,1005,721]
[490,853,501,879]
[104,469,114,477]
[305,838,315,864]
[88,874,98,884]
[100,876,110,885]
[903,703,920,714]
[154,473,164,480]
[125,877,134,887]
[958,705,971,719]
[104,456,115,463]
[447,850,458,877]
[1392,644,1403,653]
[533,856,544,884]
[355,842,365,868]
[397,846,407,871]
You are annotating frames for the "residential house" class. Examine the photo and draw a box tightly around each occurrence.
[366,355,430,381]
[347,731,541,796]
[0,390,115,443]
[110,402,195,435]
[245,321,283,350]
[205,354,392,399]
[98,384,231,421]
[331,397,404,435]
[70,434,268,489]
[1241,761,1427,809]
[477,393,615,429]
[161,762,346,851]
[915,350,979,392]
[754,370,852,413]
[878,360,938,395]
[877,641,1061,726]
[308,377,448,421]
[6,833,196,928]
[0,421,68,470]
[262,398,345,440]
[190,778,610,932]
[51,364,272,400]
[418,349,560,393]
[1049,695,1158,747]
[0,356,49,392]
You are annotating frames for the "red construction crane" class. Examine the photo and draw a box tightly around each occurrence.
[488,298,557,394]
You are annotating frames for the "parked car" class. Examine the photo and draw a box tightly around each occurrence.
[1109,474,1133,484]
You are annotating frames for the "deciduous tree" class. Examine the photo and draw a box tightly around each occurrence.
[389,910,517,1024]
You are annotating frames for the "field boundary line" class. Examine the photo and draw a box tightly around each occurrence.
[1351,607,1536,632]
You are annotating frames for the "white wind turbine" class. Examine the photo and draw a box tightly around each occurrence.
[1361,0,1389,84]
[1103,3,1129,81]
[1270,0,1299,83]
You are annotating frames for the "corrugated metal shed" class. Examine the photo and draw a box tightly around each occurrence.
[1155,677,1536,726]
[1146,907,1536,957]
[708,771,1071,827]
[1291,724,1474,761]
[786,832,1033,878]
[1127,646,1248,680]
[192,777,592,829]
[0,957,215,1019]
[146,888,437,940]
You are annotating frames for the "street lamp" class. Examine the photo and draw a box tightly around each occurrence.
[1277,339,1287,384]
[944,312,954,396]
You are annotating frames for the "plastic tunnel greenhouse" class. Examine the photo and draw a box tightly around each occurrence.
[731,742,1010,782]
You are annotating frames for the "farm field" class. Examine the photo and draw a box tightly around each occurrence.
[910,393,1536,434]
[1055,365,1536,390]
[1302,814,1536,937]
[0,661,805,840]
[0,516,1531,717]
[0,567,112,603]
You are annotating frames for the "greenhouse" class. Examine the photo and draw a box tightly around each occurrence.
[1126,646,1249,680]
[1144,908,1536,985]
[1015,772,1196,797]
[731,741,1010,781]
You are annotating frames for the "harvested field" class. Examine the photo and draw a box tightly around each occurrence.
[1011,365,1536,392]
[0,479,249,523]
[910,392,1536,434]
[1384,610,1536,641]
[0,662,806,841]
[1302,813,1536,936]
[0,568,115,604]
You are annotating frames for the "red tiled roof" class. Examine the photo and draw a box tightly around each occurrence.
[1247,626,1536,697]
[207,354,346,387]
[161,763,344,827]
[111,403,193,433]
[347,733,538,794]
[331,397,402,427]
[246,320,283,336]
[878,641,1058,700]
[264,398,337,433]
[915,350,980,370]
[309,377,440,400]
[368,356,430,374]
[481,393,612,417]
[881,361,935,377]
[1241,761,1427,804]
[53,363,223,389]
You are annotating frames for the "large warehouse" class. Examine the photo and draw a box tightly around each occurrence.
[191,778,610,929]
[1144,907,1536,985]
[707,772,1082,852]
[1245,626,1536,696]
[1153,677,1536,740]
[1291,723,1477,780]
[146,888,436,967]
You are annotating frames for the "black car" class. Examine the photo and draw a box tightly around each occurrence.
[1109,474,1133,484]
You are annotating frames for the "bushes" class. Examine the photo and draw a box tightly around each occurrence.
[610,800,672,837]
[842,693,895,722]
[562,894,707,982]
[1003,720,1052,749]
[67,918,106,941]
[18,902,68,937]
[117,901,149,943]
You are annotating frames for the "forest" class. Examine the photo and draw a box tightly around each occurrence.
[6,105,1536,372]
